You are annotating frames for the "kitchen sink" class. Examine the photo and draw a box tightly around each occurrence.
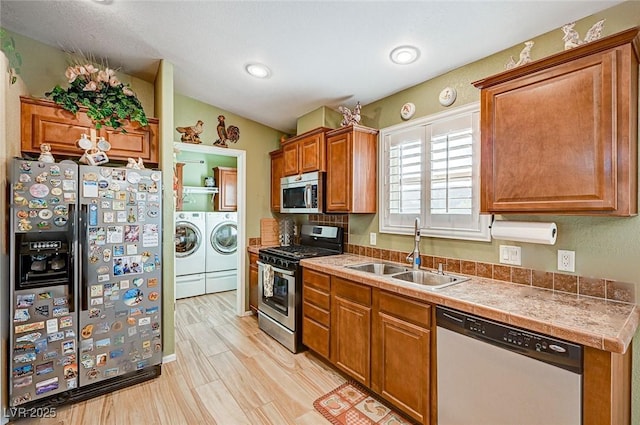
[392,270,469,289]
[346,262,409,275]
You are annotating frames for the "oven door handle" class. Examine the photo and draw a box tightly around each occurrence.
[257,261,295,276]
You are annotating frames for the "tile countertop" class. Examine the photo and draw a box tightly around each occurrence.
[300,254,640,354]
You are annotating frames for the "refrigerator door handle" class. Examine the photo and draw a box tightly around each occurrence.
[79,203,88,311]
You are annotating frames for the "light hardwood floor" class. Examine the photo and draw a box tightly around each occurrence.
[18,291,345,424]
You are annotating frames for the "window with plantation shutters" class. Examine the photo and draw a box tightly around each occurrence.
[379,103,491,241]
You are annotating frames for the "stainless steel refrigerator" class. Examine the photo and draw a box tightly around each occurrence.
[9,158,163,413]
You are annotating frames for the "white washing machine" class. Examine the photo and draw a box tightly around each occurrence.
[205,212,238,293]
[175,211,207,299]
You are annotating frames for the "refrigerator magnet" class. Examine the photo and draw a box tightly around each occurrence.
[35,305,49,317]
[50,166,60,176]
[127,172,141,184]
[83,180,99,198]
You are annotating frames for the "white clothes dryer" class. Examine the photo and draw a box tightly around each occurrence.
[175,211,207,299]
[205,212,238,293]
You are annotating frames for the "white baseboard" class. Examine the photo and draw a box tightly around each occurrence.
[162,353,177,363]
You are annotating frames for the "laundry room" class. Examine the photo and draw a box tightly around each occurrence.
[174,146,238,301]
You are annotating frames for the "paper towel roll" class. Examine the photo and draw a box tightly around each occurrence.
[490,221,557,245]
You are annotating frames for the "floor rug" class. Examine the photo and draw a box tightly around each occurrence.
[313,381,416,425]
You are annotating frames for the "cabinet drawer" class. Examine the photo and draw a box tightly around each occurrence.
[303,269,330,292]
[303,301,330,327]
[332,277,371,306]
[303,286,330,310]
[378,290,431,328]
[303,316,330,358]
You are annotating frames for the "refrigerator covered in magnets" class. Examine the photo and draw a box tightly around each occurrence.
[78,165,163,386]
[8,158,163,412]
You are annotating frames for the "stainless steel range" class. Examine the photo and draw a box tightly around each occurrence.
[257,225,343,353]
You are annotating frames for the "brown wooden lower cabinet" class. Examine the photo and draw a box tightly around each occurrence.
[302,269,331,358]
[300,267,632,425]
[331,279,372,386]
[583,346,631,425]
[372,290,432,425]
[248,252,258,312]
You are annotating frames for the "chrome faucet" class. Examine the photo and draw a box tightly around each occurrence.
[406,217,421,270]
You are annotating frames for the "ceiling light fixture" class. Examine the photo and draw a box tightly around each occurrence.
[245,63,272,79]
[390,45,420,65]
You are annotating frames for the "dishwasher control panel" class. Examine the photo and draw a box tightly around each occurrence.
[437,306,582,373]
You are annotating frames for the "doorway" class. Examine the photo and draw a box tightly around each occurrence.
[173,142,247,316]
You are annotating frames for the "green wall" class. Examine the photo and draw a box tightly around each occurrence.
[1,29,155,116]
[3,0,640,419]
[356,1,640,420]
[176,150,237,212]
[173,93,282,235]
[357,1,640,282]
[155,59,176,358]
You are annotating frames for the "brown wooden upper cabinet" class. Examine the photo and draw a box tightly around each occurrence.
[213,166,237,211]
[270,149,284,212]
[473,28,639,216]
[326,125,379,213]
[20,96,160,167]
[281,127,330,176]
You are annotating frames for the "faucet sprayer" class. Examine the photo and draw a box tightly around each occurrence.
[406,217,421,270]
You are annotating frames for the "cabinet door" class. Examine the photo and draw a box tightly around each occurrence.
[326,132,352,212]
[300,134,325,173]
[375,312,430,424]
[331,296,371,386]
[282,142,300,176]
[102,122,159,165]
[249,253,258,312]
[476,32,639,216]
[270,150,284,212]
[20,97,160,166]
[214,167,237,211]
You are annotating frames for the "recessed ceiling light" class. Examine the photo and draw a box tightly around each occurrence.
[390,45,420,65]
[245,63,272,79]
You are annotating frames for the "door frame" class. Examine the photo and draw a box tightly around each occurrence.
[173,142,247,316]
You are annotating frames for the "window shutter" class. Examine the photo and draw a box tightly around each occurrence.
[383,126,423,227]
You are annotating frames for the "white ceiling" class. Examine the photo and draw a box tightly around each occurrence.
[0,0,622,133]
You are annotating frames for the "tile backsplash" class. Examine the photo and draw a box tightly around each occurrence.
[346,243,636,304]
[248,214,636,305]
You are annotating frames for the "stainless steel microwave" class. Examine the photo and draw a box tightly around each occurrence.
[280,171,322,214]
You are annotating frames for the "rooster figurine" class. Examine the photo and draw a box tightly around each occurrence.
[213,115,240,148]
[176,120,204,144]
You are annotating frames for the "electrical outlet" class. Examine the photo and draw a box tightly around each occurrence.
[499,245,521,266]
[369,232,377,246]
[558,250,575,272]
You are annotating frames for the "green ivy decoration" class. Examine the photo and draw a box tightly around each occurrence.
[0,29,22,84]
[45,63,148,131]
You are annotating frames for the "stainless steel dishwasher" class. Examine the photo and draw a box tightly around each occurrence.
[436,306,583,425]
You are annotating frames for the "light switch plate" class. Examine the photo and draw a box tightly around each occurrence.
[369,232,377,246]
[499,245,521,266]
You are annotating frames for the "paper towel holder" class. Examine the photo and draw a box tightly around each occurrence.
[489,216,558,245]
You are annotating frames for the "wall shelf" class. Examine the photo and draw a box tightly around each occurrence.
[182,186,219,195]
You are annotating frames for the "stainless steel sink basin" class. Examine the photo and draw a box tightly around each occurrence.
[346,262,409,275]
[392,270,469,289]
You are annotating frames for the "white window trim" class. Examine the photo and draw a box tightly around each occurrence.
[378,102,491,242]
